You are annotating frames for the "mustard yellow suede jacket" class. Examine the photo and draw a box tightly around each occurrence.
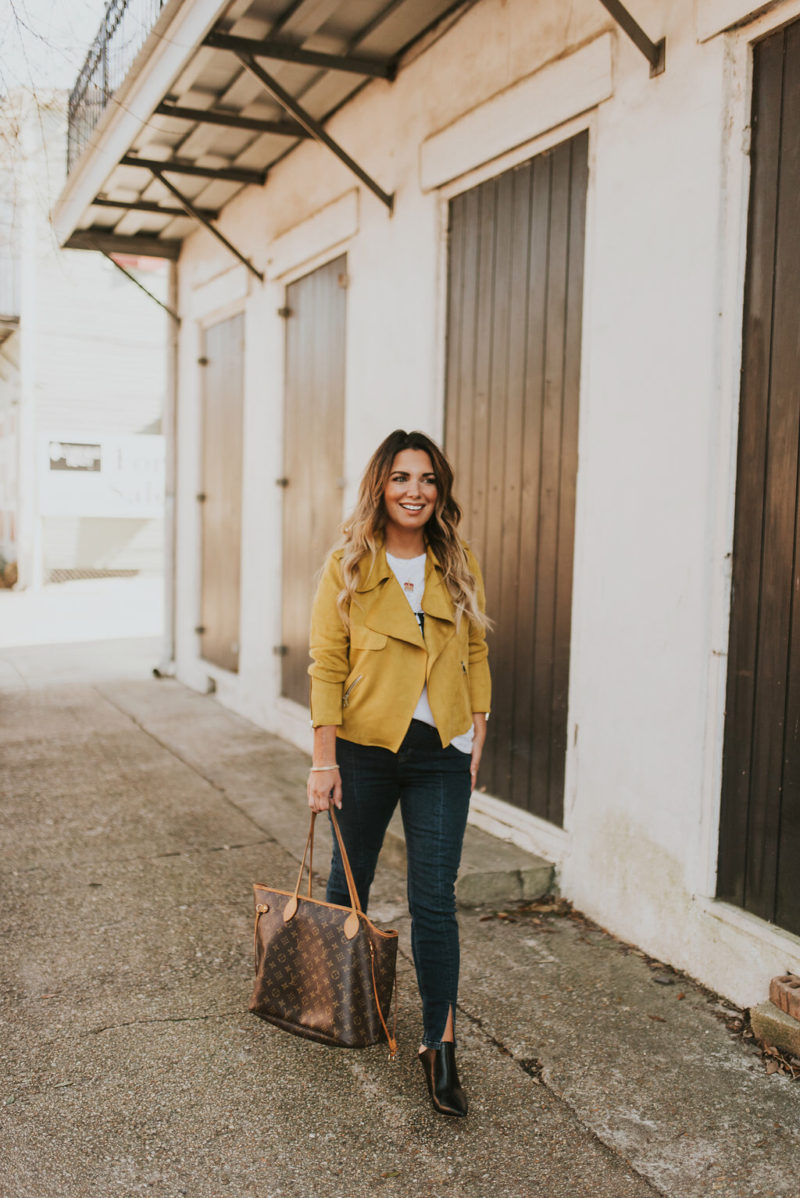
[308,542,491,752]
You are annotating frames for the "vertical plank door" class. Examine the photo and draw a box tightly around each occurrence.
[718,19,800,936]
[199,312,244,673]
[281,255,347,705]
[445,131,588,825]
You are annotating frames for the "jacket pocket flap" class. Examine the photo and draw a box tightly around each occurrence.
[350,626,388,650]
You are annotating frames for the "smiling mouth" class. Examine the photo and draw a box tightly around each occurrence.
[399,503,425,512]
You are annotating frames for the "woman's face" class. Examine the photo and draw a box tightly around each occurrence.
[383,449,438,535]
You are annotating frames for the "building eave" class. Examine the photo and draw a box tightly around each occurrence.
[54,0,481,260]
[52,0,229,247]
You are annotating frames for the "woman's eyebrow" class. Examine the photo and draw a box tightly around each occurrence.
[389,470,436,482]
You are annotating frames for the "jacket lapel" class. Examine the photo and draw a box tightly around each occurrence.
[355,543,458,659]
[422,547,456,671]
[358,546,425,648]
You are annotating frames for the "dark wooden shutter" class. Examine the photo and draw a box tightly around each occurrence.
[718,19,800,935]
[200,312,244,673]
[281,255,347,705]
[445,131,588,825]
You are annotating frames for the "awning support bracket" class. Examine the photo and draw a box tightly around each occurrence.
[597,0,665,75]
[155,101,310,139]
[148,167,265,282]
[204,31,394,80]
[96,247,181,322]
[122,154,265,186]
[93,196,219,220]
[237,53,394,213]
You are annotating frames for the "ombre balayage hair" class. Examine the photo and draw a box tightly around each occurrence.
[335,429,488,631]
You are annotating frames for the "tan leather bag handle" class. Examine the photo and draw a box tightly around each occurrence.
[328,808,397,1056]
[291,810,363,908]
[284,809,362,937]
[263,806,397,1058]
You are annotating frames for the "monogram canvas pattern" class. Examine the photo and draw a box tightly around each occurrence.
[249,885,398,1049]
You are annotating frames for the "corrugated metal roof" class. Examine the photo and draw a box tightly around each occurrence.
[63,0,474,257]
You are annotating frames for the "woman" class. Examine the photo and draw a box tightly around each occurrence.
[307,429,491,1118]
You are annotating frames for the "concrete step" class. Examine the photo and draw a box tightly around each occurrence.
[382,808,554,908]
[750,1001,800,1058]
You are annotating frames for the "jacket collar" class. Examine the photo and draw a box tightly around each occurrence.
[355,540,457,653]
[356,541,448,598]
[354,543,392,592]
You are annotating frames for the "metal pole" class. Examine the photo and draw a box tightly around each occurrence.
[97,248,181,321]
[155,259,179,679]
[238,53,394,212]
[150,170,265,282]
[596,0,665,75]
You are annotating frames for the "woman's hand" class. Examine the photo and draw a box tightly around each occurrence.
[307,766,342,812]
[307,725,342,811]
[470,713,488,790]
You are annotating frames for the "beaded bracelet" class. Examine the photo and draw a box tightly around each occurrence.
[309,764,339,772]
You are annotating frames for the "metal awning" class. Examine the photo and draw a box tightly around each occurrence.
[57,0,665,269]
[58,0,478,264]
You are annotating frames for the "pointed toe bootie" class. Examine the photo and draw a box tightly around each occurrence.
[418,1043,468,1117]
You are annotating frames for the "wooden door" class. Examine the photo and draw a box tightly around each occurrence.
[444,132,588,825]
[717,20,800,935]
[281,255,347,705]
[199,312,244,673]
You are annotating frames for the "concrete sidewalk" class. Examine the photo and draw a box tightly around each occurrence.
[0,576,163,648]
[1,638,799,1198]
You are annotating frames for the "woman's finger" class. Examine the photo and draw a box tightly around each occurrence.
[308,769,341,811]
[307,780,327,810]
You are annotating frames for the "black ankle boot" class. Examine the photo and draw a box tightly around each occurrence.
[418,1043,468,1117]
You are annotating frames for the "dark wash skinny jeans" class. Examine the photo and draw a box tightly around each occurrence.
[326,719,472,1050]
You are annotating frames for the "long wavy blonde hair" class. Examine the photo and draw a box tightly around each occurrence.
[335,430,488,631]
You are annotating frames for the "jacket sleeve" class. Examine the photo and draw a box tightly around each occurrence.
[308,553,350,727]
[466,547,492,714]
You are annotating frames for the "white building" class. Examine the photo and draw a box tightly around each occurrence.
[54,0,800,1008]
[0,91,167,588]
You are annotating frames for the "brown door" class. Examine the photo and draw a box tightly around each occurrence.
[281,255,347,704]
[444,132,588,825]
[199,312,244,673]
[718,19,800,935]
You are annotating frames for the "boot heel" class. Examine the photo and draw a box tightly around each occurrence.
[418,1044,468,1117]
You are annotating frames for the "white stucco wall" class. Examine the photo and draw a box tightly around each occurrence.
[0,93,168,586]
[167,0,800,1005]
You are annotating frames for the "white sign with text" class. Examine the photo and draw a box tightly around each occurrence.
[39,433,165,518]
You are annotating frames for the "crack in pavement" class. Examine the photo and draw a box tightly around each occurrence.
[338,940,667,1195]
[456,1001,668,1196]
[87,1010,242,1035]
[11,838,277,879]
[0,652,31,686]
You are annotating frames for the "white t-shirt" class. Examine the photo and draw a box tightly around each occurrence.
[386,551,474,755]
